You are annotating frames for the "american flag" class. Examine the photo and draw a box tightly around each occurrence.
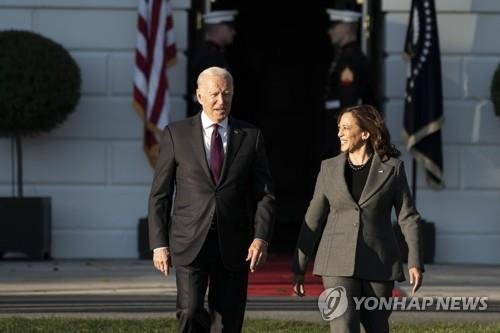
[133,0,177,166]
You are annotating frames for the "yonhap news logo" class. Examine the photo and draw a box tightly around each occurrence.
[317,286,349,321]
[318,287,488,321]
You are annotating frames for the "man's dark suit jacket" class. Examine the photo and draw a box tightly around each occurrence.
[148,113,275,271]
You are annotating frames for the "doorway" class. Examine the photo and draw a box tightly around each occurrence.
[187,0,382,251]
[229,3,331,250]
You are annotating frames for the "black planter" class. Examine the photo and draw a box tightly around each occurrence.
[393,220,435,264]
[138,217,152,259]
[0,197,51,260]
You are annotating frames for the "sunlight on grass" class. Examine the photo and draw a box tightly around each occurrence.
[0,317,499,333]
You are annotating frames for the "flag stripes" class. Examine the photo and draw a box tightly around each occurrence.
[133,0,177,166]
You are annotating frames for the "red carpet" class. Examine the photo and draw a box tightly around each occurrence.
[247,253,402,298]
[247,253,324,297]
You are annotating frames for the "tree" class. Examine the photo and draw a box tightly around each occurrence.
[0,30,81,196]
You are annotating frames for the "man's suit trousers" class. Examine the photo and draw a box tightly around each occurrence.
[175,229,248,333]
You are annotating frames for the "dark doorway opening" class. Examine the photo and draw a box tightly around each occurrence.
[187,1,383,252]
[228,3,331,251]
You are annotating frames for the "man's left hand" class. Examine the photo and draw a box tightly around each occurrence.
[246,239,268,272]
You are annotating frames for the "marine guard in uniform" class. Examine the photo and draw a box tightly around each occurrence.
[189,7,237,116]
[323,4,376,158]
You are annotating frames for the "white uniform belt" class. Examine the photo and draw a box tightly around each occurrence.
[325,99,340,110]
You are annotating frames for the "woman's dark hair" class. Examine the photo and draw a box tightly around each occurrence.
[338,105,401,159]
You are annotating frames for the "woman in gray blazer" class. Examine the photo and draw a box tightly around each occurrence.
[292,105,424,333]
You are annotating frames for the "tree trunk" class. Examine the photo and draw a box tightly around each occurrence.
[15,134,23,198]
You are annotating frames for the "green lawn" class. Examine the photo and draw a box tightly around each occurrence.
[0,318,499,333]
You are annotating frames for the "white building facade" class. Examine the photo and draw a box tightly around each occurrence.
[0,0,189,258]
[0,0,498,263]
[383,0,500,264]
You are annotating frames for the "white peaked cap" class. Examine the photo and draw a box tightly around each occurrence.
[326,9,361,23]
[203,10,238,24]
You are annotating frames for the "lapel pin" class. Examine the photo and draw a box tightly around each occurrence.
[378,169,384,173]
[233,129,240,134]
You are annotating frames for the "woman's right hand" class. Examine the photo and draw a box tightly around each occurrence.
[292,274,306,297]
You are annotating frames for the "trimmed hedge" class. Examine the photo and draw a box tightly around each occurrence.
[0,30,81,136]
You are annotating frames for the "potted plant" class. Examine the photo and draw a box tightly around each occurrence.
[0,30,81,259]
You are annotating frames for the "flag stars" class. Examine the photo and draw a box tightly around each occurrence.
[405,1,437,87]
[403,0,445,189]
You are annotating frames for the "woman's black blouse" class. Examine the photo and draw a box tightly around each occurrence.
[345,156,373,203]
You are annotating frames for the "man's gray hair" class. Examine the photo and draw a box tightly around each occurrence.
[197,66,233,88]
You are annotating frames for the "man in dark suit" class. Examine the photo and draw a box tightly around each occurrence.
[148,66,275,332]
